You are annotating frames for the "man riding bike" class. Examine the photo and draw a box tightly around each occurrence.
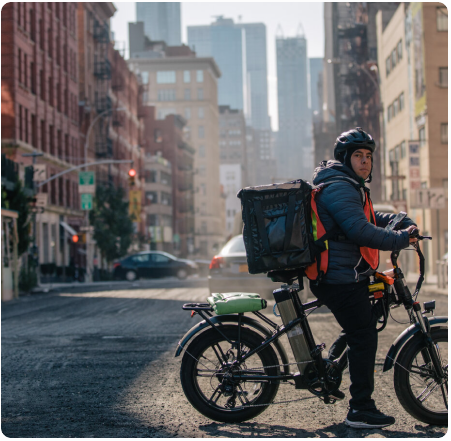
[309,127,418,429]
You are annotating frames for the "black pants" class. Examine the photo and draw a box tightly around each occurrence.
[310,280,377,410]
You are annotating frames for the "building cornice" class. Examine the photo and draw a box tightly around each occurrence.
[129,56,222,78]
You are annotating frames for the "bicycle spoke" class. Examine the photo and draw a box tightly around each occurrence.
[417,379,440,403]
[212,343,228,365]
[236,384,251,406]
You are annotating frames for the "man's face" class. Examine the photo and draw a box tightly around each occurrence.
[350,149,372,180]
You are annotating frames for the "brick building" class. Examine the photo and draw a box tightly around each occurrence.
[1,2,83,273]
[141,106,195,256]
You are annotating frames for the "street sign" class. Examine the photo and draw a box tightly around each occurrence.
[79,171,95,194]
[81,193,93,210]
[79,226,94,232]
[35,193,48,208]
[408,141,421,190]
[33,164,47,182]
[410,188,447,209]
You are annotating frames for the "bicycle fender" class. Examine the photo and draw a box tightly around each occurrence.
[174,314,290,374]
[383,316,448,372]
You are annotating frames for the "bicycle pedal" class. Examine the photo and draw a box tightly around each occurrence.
[323,395,336,405]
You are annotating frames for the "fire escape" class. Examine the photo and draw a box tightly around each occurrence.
[93,19,113,160]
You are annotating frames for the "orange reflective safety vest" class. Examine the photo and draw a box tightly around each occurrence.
[305,186,379,281]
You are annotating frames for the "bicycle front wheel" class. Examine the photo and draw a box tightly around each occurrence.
[394,327,448,425]
[180,325,280,423]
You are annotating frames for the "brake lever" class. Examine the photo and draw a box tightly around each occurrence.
[418,235,432,241]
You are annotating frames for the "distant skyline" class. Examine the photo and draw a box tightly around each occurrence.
[111,2,325,131]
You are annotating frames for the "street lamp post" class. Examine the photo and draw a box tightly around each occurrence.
[83,107,126,282]
[22,151,44,285]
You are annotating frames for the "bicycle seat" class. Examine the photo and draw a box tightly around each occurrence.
[267,269,303,284]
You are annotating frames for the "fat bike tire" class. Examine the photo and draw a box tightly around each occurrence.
[393,327,448,426]
[180,325,280,423]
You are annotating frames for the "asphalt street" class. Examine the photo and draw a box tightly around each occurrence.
[1,277,448,438]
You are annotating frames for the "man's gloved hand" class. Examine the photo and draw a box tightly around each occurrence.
[406,225,420,243]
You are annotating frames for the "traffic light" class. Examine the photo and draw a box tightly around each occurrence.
[72,235,79,243]
[128,168,136,187]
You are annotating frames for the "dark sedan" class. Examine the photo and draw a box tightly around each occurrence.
[208,235,283,300]
[113,251,198,281]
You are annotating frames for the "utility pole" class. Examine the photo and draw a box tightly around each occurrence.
[22,152,44,285]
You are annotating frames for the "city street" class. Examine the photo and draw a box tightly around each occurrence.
[2,277,447,438]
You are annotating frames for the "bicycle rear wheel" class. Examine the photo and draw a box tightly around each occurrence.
[180,325,280,423]
[394,327,448,425]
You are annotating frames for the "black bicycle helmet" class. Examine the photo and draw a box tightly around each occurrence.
[334,127,376,182]
[334,127,376,162]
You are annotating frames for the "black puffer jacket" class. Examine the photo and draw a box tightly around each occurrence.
[312,160,415,284]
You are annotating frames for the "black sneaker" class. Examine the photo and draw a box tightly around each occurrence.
[345,408,396,429]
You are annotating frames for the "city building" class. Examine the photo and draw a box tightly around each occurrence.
[140,106,195,256]
[188,17,271,130]
[376,2,448,276]
[218,106,247,237]
[128,43,225,258]
[309,58,323,115]
[276,33,313,180]
[1,2,83,273]
[136,2,181,46]
[318,2,399,202]
[188,17,249,119]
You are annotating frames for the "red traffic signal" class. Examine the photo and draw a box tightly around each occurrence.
[128,168,136,187]
[72,235,79,243]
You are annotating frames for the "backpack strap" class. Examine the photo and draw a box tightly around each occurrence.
[317,176,365,206]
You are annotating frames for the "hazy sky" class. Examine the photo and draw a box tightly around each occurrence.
[111,2,325,131]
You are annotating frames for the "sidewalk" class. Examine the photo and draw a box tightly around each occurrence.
[32,280,133,293]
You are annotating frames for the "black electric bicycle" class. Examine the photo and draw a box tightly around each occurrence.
[176,213,448,425]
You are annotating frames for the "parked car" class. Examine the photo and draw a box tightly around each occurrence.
[208,235,282,300]
[113,251,198,281]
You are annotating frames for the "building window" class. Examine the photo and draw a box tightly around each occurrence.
[161,192,172,206]
[199,145,205,158]
[160,171,171,185]
[197,88,204,100]
[199,164,206,177]
[157,89,175,101]
[198,126,205,139]
[437,6,448,31]
[145,191,158,203]
[141,71,149,84]
[387,104,392,122]
[154,129,163,143]
[441,123,448,144]
[184,107,191,120]
[385,57,391,77]
[397,40,403,61]
[184,88,191,100]
[196,70,204,82]
[400,141,406,159]
[145,170,157,183]
[419,126,426,147]
[18,49,22,84]
[439,67,448,87]
[198,107,204,119]
[183,70,190,83]
[156,71,176,84]
[391,49,397,69]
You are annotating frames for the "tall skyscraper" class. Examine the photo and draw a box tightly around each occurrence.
[309,58,323,115]
[188,17,270,129]
[136,2,181,46]
[276,35,313,180]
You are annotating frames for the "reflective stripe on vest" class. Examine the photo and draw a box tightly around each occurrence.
[305,188,379,281]
[360,193,379,270]
[305,190,328,280]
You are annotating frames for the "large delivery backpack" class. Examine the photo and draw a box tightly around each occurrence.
[237,177,360,277]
